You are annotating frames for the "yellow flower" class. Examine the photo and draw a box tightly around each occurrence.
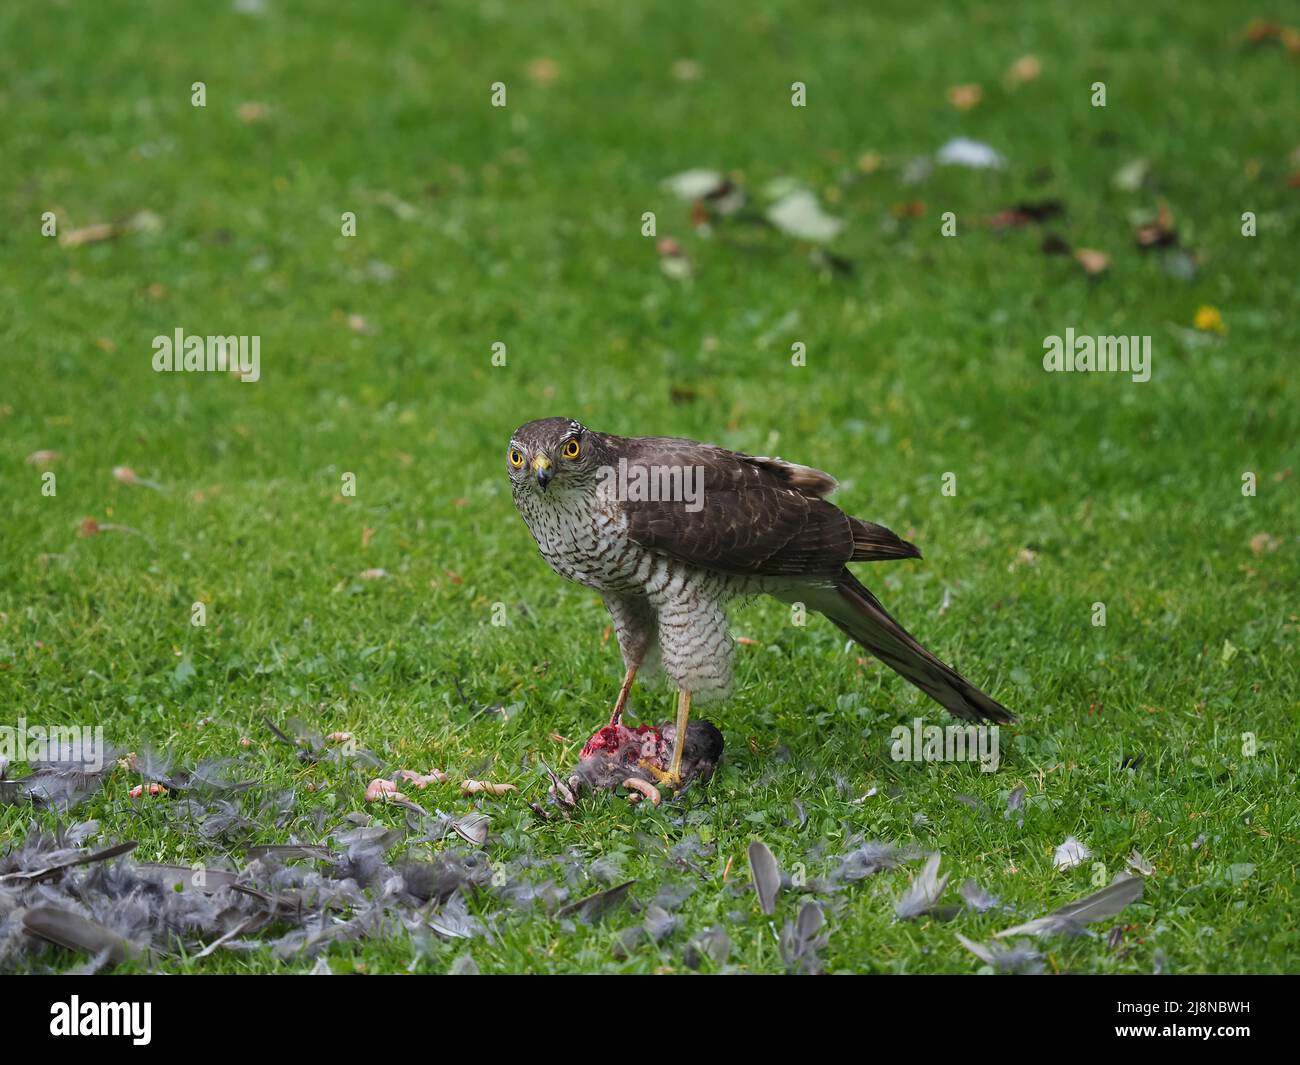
[1193,305,1226,334]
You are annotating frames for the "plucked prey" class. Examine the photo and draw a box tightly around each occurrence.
[507,418,1014,793]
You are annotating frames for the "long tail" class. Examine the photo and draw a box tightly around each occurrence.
[806,569,1015,725]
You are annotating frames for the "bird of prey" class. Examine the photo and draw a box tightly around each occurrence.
[508,417,1014,791]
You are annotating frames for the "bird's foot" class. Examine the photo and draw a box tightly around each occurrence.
[638,761,682,791]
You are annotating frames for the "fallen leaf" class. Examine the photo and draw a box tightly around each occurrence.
[1249,532,1280,556]
[946,83,982,111]
[1005,54,1041,84]
[59,223,123,248]
[525,57,558,85]
[1074,248,1110,275]
[1135,203,1178,248]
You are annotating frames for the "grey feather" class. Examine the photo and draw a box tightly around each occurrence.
[747,840,781,915]
[959,878,1002,913]
[779,902,829,975]
[0,841,137,886]
[995,875,1144,939]
[556,880,635,924]
[956,933,1045,974]
[22,906,143,966]
[894,852,950,919]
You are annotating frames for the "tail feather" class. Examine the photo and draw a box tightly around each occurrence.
[848,518,923,562]
[811,570,1015,725]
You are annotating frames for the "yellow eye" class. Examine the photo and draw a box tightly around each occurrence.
[562,438,580,459]
[509,448,524,468]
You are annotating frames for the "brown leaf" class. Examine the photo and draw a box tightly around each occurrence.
[59,223,123,248]
[1005,55,1041,84]
[946,83,982,111]
[237,101,269,122]
[1074,248,1110,275]
[1249,533,1280,556]
[526,58,558,85]
[1134,202,1178,249]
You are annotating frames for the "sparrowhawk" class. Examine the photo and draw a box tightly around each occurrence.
[508,417,1014,789]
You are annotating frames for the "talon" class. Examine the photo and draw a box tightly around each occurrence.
[623,777,662,807]
[637,761,682,791]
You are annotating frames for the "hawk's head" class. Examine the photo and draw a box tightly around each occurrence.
[507,417,599,493]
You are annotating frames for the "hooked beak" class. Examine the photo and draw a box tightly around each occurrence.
[532,455,553,490]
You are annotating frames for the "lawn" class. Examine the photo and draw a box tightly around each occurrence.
[1,0,1297,974]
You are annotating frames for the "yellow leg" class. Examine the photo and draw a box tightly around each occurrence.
[666,688,691,786]
[608,664,638,726]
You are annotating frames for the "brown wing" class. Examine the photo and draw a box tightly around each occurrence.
[609,435,918,577]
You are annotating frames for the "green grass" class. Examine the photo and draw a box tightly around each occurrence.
[1,0,1297,974]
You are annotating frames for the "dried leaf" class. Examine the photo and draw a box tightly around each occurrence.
[946,83,982,111]
[1074,248,1110,275]
[59,222,124,248]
